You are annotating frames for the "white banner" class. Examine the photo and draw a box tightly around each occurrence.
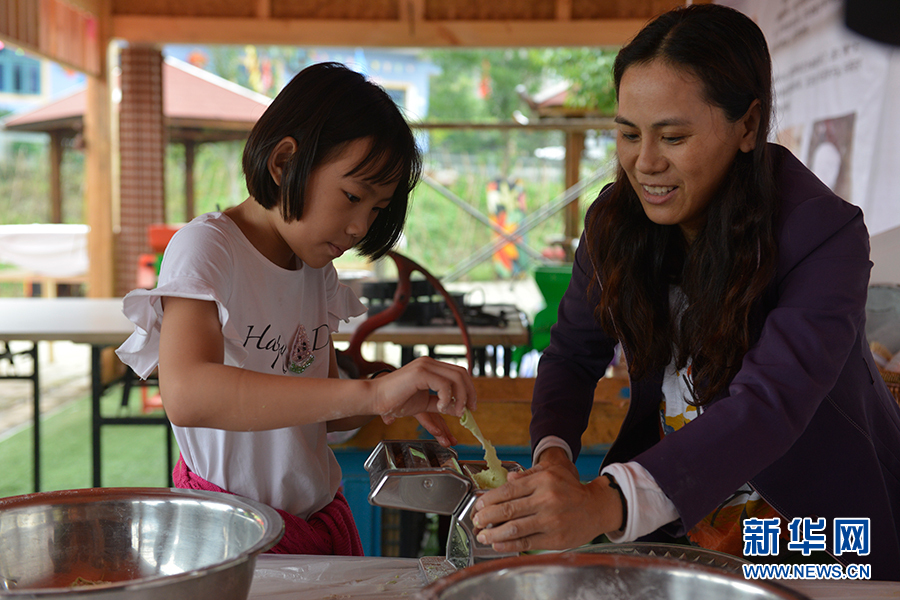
[722,0,900,237]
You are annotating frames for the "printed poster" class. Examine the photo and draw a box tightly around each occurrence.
[721,0,900,236]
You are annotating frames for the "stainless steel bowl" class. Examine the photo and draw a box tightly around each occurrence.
[0,487,283,599]
[569,541,751,575]
[418,552,810,600]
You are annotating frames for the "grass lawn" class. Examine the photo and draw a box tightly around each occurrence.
[0,385,178,499]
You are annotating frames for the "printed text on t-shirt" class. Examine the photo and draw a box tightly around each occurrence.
[243,323,330,372]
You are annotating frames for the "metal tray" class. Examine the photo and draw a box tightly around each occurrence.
[569,541,750,575]
[418,552,809,600]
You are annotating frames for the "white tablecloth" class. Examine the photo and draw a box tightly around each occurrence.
[0,224,89,278]
[249,555,423,599]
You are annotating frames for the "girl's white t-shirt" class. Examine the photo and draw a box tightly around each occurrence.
[116,212,367,519]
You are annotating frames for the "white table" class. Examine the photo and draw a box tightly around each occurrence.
[0,297,530,491]
[0,298,133,346]
[0,297,154,491]
[247,555,900,599]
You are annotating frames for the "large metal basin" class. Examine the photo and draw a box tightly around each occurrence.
[0,487,283,599]
[418,552,809,600]
[570,541,750,575]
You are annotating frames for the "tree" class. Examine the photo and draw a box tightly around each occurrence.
[425,49,555,167]
[423,48,617,164]
[538,48,618,114]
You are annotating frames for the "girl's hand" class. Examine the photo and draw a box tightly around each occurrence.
[413,413,458,447]
[470,460,623,553]
[368,356,475,422]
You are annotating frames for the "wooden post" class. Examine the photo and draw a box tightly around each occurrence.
[49,130,63,223]
[84,3,115,299]
[184,139,196,221]
[564,130,585,260]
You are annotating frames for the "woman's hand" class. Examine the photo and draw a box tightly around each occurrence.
[470,451,623,553]
[367,356,476,423]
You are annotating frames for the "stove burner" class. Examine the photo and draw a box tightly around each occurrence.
[361,279,511,328]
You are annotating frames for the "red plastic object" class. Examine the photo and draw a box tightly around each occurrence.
[148,224,180,253]
[142,390,164,413]
[137,253,158,289]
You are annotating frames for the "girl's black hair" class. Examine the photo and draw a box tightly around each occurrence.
[242,61,422,260]
[587,4,779,405]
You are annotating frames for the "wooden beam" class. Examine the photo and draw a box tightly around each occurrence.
[163,117,256,132]
[43,0,102,75]
[111,16,646,47]
[411,118,616,132]
[399,0,425,38]
[254,0,271,19]
[0,0,103,75]
[0,0,39,53]
[65,0,103,14]
[555,0,573,21]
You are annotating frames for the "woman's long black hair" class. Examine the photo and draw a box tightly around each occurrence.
[587,4,779,405]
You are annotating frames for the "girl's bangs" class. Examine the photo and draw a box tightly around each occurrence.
[345,135,413,187]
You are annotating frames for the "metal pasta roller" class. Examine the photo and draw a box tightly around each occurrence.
[364,439,524,582]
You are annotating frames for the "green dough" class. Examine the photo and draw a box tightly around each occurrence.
[460,408,508,488]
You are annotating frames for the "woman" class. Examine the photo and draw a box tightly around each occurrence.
[472,4,900,580]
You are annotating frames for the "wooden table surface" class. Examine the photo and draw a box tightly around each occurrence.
[334,375,631,450]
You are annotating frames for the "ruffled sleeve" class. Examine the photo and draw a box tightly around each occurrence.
[115,278,250,380]
[115,217,245,380]
[323,264,367,334]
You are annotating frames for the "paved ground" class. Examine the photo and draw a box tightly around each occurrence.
[0,340,91,440]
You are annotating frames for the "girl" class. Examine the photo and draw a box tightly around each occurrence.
[116,62,475,555]
[472,5,900,580]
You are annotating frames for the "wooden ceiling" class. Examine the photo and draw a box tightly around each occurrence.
[107,0,704,47]
[1,0,706,77]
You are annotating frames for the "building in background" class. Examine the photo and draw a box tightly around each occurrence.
[163,45,437,121]
[0,42,84,116]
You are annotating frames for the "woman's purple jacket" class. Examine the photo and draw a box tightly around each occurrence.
[530,145,900,579]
